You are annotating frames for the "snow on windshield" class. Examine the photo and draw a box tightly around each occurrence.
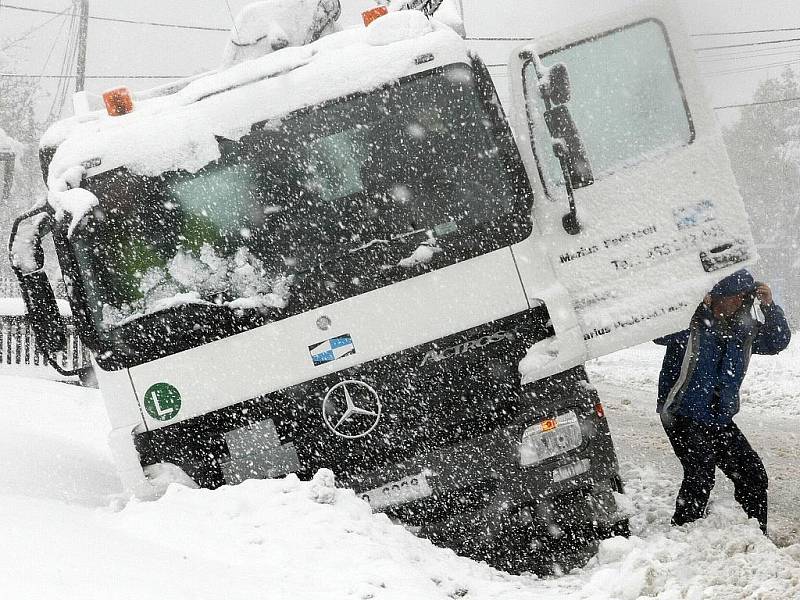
[101,244,291,328]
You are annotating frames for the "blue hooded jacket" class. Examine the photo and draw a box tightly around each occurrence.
[655,299,791,425]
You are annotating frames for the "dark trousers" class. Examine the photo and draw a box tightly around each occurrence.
[660,413,768,534]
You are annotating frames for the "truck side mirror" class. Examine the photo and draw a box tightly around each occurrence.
[1,150,14,203]
[544,104,594,190]
[522,51,595,235]
[544,62,571,106]
[17,270,68,356]
[8,207,69,357]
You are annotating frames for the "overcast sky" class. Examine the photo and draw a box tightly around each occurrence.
[2,0,800,127]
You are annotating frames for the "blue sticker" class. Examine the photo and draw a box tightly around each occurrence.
[309,334,356,366]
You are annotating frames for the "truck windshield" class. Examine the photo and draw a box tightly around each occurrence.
[71,64,531,352]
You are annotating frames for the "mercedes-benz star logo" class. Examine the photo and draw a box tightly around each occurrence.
[322,380,382,439]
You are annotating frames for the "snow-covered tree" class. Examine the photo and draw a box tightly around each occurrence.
[0,54,48,285]
[723,68,800,324]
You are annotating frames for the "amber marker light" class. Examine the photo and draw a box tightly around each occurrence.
[102,87,134,116]
[540,418,557,433]
[362,6,388,26]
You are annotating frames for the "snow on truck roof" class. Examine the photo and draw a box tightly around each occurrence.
[42,11,468,188]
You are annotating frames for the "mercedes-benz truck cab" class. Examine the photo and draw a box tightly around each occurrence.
[11,0,756,573]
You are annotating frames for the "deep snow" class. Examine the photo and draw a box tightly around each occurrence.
[0,338,798,599]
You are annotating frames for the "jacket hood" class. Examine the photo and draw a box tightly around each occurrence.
[709,269,755,298]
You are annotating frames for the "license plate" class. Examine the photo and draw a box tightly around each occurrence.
[552,458,591,483]
[360,472,433,510]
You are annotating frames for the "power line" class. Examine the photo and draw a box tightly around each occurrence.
[703,57,800,77]
[88,13,227,31]
[223,0,242,43]
[692,27,800,37]
[0,3,71,52]
[696,40,800,59]
[695,37,800,52]
[466,37,531,42]
[48,1,81,122]
[0,73,185,79]
[697,46,800,63]
[713,96,800,110]
[5,5,800,42]
[1,3,228,31]
[469,34,800,54]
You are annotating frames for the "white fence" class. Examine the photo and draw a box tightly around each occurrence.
[0,295,92,372]
[0,315,91,371]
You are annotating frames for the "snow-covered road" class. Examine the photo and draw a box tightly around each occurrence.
[588,340,800,549]
[598,379,800,549]
[0,339,798,599]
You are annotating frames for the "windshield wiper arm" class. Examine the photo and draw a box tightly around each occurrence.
[348,227,428,254]
[296,228,431,276]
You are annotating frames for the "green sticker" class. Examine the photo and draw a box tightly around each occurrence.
[144,383,182,421]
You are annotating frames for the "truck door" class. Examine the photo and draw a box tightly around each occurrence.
[507,0,757,378]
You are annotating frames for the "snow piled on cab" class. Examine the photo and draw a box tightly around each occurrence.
[46,165,99,236]
[220,0,341,68]
[42,11,464,185]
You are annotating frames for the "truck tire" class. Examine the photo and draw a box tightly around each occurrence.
[596,518,631,540]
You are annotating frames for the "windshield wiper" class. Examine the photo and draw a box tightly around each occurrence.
[109,292,287,333]
[296,228,432,276]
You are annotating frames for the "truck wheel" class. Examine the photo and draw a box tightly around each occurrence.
[596,518,631,540]
[529,525,599,576]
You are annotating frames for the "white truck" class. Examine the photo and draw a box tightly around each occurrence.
[10,0,755,573]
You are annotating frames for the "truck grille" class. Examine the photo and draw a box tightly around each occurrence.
[136,306,552,488]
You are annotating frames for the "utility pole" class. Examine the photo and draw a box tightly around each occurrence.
[75,0,89,93]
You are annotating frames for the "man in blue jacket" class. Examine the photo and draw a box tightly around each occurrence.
[655,269,791,534]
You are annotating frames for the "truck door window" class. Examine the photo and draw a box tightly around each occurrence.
[525,19,693,192]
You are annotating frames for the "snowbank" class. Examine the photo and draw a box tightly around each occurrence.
[584,463,800,600]
[1,373,798,598]
[42,12,465,186]
[0,376,116,505]
[107,476,536,600]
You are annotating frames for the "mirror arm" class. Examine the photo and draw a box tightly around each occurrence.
[522,48,583,235]
[44,354,82,377]
[552,140,581,235]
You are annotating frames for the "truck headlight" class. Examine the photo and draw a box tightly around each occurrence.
[518,410,582,467]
